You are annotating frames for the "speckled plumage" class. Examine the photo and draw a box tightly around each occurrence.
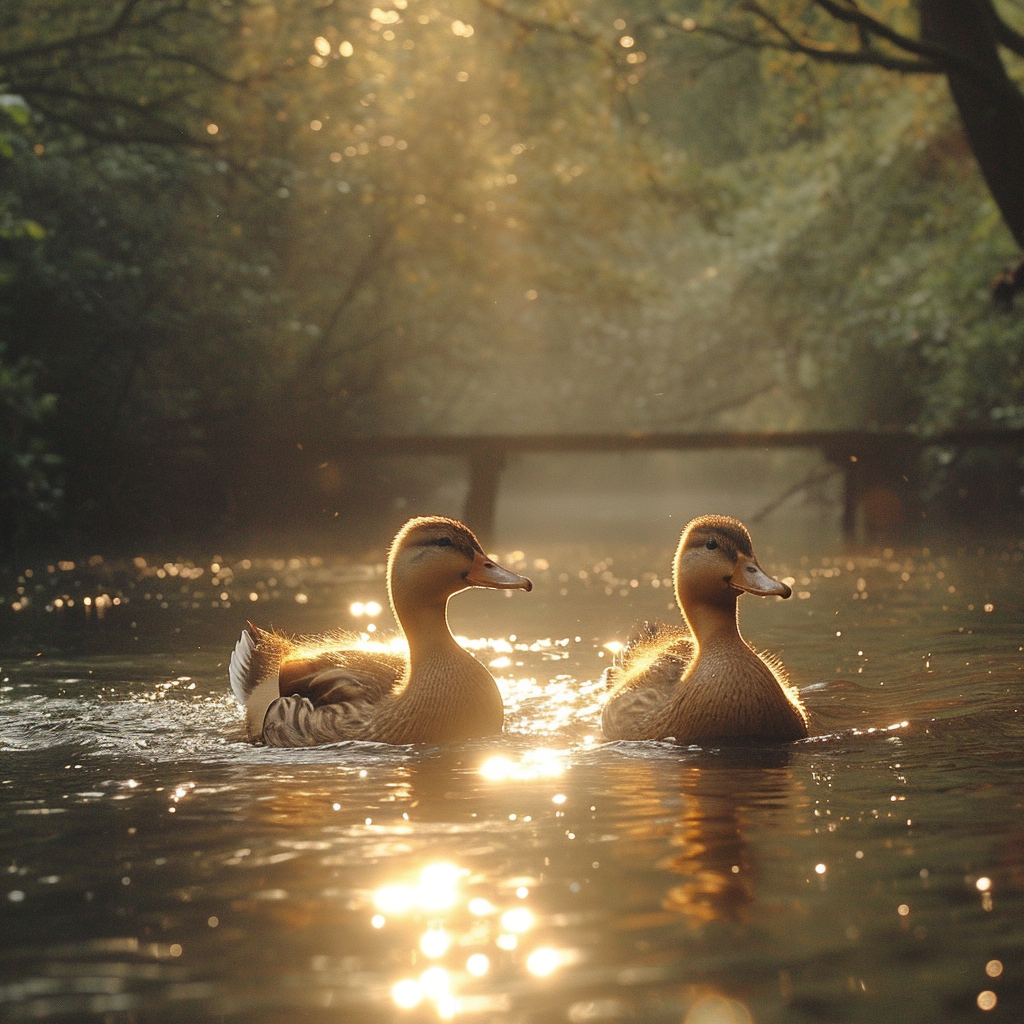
[602,515,808,744]
[229,516,532,746]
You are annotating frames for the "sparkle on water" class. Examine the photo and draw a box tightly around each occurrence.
[1,538,1023,1021]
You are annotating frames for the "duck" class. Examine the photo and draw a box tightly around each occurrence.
[601,514,808,744]
[229,516,533,746]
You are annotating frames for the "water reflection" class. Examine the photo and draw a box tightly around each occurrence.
[682,993,755,1023]
[372,854,576,1017]
[479,748,565,782]
[608,749,799,928]
[4,541,1024,1022]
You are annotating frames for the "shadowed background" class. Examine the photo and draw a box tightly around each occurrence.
[1,0,1024,562]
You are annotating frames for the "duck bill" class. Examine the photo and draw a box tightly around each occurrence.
[465,551,533,592]
[730,555,792,598]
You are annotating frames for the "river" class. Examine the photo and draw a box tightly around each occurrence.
[1,530,1022,1022]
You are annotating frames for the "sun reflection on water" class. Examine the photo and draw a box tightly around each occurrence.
[479,748,565,782]
[374,862,466,916]
[372,857,575,1017]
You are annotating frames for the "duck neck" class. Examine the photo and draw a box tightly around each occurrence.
[682,596,744,654]
[392,591,466,673]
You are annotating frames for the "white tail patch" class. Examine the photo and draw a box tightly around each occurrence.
[228,629,281,742]
[228,630,256,706]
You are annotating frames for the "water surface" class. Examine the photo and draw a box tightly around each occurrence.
[1,539,1022,1022]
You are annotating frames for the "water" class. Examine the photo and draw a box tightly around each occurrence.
[1,538,1023,1023]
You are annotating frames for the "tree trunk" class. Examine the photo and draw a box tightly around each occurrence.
[919,0,1024,251]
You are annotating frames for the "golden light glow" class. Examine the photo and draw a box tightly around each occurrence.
[420,967,449,999]
[468,897,496,916]
[391,978,422,1009]
[374,884,416,914]
[526,946,564,976]
[683,994,754,1023]
[466,953,489,977]
[374,862,466,918]
[499,907,533,933]
[479,749,565,782]
[419,863,466,909]
[420,925,451,958]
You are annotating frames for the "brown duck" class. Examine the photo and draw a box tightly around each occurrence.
[229,516,533,746]
[602,515,808,743]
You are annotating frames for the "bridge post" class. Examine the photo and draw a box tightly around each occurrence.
[836,439,920,545]
[462,447,507,545]
[841,455,863,545]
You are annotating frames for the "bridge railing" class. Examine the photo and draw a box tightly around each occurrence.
[324,429,1024,543]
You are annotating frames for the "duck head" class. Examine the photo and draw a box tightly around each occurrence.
[387,516,533,617]
[673,515,790,633]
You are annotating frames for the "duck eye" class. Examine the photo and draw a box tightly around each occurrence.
[705,539,718,551]
[433,536,453,548]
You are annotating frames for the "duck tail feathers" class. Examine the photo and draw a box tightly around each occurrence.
[228,625,282,742]
[228,628,256,706]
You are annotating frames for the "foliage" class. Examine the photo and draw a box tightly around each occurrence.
[0,95,47,268]
[0,348,61,555]
[0,94,61,554]
[1,0,1023,550]
[481,0,1024,521]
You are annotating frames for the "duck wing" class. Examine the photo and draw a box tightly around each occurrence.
[261,691,389,747]
[601,623,693,740]
[230,625,408,744]
[279,648,406,706]
[262,650,407,746]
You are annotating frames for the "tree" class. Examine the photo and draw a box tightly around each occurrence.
[479,0,1024,302]
[1,93,61,558]
[4,0,1020,548]
[2,1,740,545]
[649,1,1024,305]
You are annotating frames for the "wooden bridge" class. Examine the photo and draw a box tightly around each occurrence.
[327,428,1024,543]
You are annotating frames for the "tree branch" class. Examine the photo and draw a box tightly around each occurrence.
[287,218,400,389]
[474,0,610,53]
[674,381,780,428]
[810,0,942,59]
[661,4,939,74]
[985,0,1024,57]
[749,463,840,523]
[0,0,166,63]
[23,98,212,148]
